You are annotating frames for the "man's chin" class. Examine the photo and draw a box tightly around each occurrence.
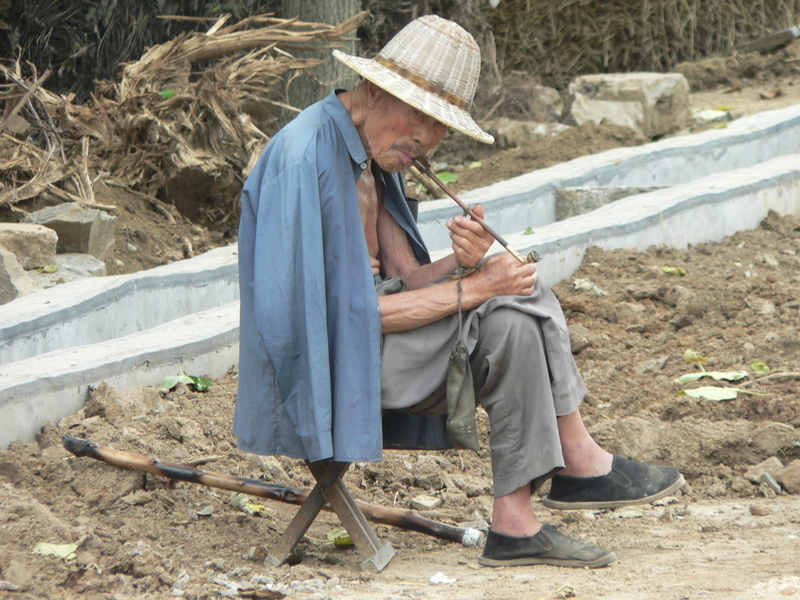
[375,159,406,174]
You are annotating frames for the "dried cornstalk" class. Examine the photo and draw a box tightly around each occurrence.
[120,12,368,96]
[0,12,368,224]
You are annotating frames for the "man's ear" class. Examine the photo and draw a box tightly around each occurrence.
[364,80,383,107]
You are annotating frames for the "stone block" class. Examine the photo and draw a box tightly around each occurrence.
[0,247,43,305]
[744,456,785,483]
[0,223,58,269]
[484,117,571,149]
[410,494,442,511]
[777,460,800,494]
[23,203,116,259]
[556,186,666,220]
[562,72,689,138]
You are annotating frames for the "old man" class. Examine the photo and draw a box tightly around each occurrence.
[235,14,684,568]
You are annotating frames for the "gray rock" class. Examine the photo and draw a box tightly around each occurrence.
[751,423,799,456]
[410,494,442,511]
[635,355,668,374]
[23,202,117,259]
[0,223,58,269]
[615,301,646,324]
[484,117,571,148]
[759,472,782,495]
[0,247,43,305]
[562,72,689,138]
[569,323,591,354]
[777,460,800,494]
[744,456,785,483]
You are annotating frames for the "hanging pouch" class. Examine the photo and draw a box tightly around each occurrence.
[445,336,479,451]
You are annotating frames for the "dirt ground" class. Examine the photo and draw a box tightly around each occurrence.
[2,55,800,599]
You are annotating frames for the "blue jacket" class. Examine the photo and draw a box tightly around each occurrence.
[235,91,440,462]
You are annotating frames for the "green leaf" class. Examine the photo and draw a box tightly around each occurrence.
[678,387,741,401]
[661,266,687,276]
[573,277,608,297]
[751,361,770,374]
[674,371,748,385]
[160,369,212,392]
[159,375,194,390]
[326,528,354,547]
[523,227,535,235]
[32,542,78,560]
[188,375,213,392]
[435,171,458,185]
[682,349,708,365]
[468,161,482,169]
[37,264,58,274]
[158,89,176,100]
[229,492,269,516]
[678,386,770,401]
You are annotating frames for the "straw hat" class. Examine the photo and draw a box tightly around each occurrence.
[333,15,494,144]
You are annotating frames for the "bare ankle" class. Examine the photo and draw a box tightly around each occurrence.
[560,449,613,478]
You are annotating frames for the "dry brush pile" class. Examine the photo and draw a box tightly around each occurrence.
[486,0,799,88]
[0,12,367,235]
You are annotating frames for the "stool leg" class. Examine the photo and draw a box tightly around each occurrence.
[308,462,396,572]
[266,461,346,567]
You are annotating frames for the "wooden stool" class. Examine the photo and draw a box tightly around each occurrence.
[266,460,395,572]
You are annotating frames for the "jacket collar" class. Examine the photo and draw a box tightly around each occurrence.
[322,90,369,168]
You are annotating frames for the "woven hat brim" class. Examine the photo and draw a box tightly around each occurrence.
[333,50,494,144]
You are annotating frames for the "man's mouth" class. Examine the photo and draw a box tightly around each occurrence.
[394,145,423,167]
[396,149,415,166]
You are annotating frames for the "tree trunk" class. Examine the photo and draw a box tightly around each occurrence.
[279,0,360,121]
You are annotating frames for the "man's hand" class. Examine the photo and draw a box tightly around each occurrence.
[447,204,494,268]
[470,253,539,299]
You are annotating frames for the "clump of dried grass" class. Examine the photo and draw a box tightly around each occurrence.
[0,12,367,233]
[486,0,798,88]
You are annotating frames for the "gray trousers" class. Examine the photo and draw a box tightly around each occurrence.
[381,282,586,498]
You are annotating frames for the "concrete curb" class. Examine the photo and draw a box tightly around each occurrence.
[432,153,800,285]
[0,302,238,447]
[2,105,800,448]
[418,102,800,251]
[0,244,238,363]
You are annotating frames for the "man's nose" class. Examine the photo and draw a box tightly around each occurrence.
[412,121,444,150]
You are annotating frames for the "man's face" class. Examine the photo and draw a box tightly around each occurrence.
[362,86,448,173]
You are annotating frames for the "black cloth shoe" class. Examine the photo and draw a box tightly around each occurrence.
[478,524,616,568]
[543,455,685,510]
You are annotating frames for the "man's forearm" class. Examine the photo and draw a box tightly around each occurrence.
[395,253,459,290]
[378,273,486,334]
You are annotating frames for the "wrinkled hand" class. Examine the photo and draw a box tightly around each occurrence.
[447,204,494,269]
[472,253,538,299]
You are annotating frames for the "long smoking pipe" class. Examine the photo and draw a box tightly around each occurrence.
[62,435,484,547]
[412,157,539,264]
